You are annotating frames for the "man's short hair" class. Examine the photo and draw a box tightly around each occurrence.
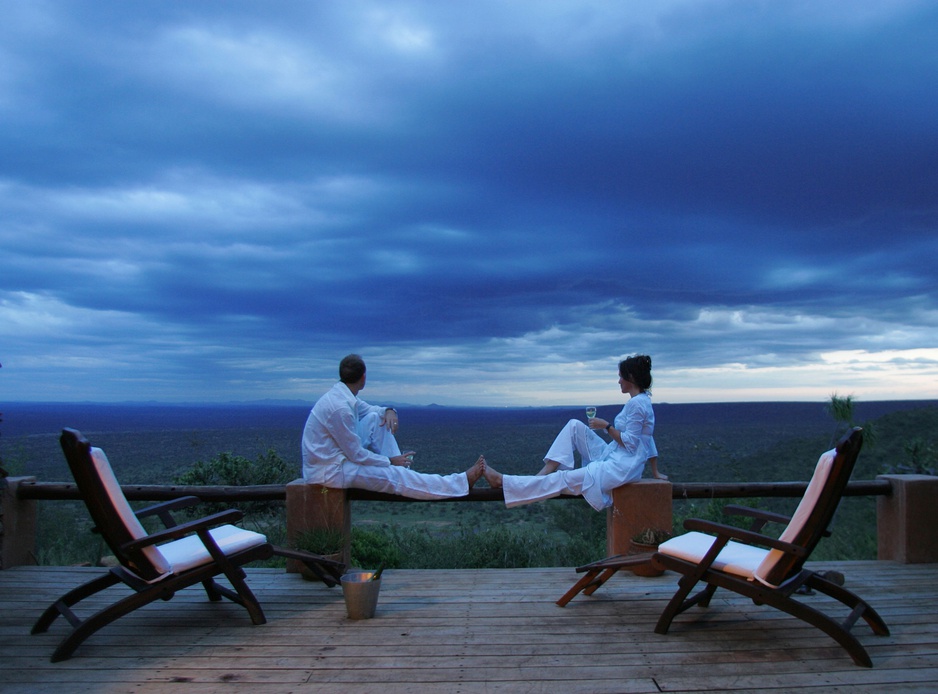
[339,354,366,384]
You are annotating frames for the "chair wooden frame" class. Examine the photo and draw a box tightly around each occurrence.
[556,552,657,607]
[558,428,889,667]
[32,428,344,662]
[650,427,888,667]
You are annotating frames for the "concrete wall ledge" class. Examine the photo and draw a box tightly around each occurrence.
[877,474,938,563]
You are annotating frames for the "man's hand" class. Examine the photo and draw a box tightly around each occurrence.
[382,408,400,433]
[390,452,414,467]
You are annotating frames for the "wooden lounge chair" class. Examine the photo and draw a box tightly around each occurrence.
[32,428,344,662]
[650,427,888,667]
[557,428,889,666]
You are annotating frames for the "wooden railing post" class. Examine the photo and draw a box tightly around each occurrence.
[606,479,672,556]
[877,474,938,563]
[285,480,351,571]
[1,477,38,569]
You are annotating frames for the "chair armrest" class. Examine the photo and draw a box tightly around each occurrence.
[722,504,792,533]
[722,504,792,526]
[683,517,808,557]
[135,496,201,518]
[120,508,244,552]
[134,496,202,528]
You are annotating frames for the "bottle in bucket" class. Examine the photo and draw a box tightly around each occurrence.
[341,569,382,620]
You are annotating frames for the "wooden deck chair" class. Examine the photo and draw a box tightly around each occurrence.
[32,428,343,662]
[649,427,889,667]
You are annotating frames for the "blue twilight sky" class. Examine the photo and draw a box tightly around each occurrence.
[1,0,936,407]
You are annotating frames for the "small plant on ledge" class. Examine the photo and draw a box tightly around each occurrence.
[293,527,345,557]
[292,527,346,581]
[628,528,672,577]
[631,528,673,548]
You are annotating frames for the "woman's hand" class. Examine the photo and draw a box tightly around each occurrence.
[590,417,609,431]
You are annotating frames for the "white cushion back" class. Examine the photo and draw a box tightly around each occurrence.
[752,448,836,587]
[90,447,172,577]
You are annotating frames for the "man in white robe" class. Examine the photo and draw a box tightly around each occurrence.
[302,354,482,499]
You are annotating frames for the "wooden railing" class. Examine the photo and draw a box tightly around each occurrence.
[3,474,935,569]
[6,478,894,503]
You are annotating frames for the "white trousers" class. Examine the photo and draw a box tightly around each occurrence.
[502,467,593,508]
[337,412,469,500]
[542,419,608,470]
[502,419,610,510]
[339,463,470,500]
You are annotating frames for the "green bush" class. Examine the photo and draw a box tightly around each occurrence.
[892,438,937,475]
[173,449,292,515]
[351,526,404,569]
[34,500,107,567]
[344,517,604,570]
[174,449,293,487]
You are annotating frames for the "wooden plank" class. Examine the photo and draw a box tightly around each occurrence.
[1,563,937,692]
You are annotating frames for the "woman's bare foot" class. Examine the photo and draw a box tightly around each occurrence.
[482,460,503,488]
[536,459,560,476]
[466,455,485,487]
[647,457,668,480]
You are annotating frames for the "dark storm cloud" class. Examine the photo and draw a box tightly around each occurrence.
[1,0,936,404]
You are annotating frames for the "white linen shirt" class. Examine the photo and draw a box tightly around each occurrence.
[582,392,656,509]
[302,382,391,481]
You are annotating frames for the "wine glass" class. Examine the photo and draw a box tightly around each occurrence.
[585,406,597,421]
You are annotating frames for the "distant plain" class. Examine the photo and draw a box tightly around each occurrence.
[4,399,936,564]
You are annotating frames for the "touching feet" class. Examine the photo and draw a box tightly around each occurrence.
[481,458,503,489]
[466,455,485,488]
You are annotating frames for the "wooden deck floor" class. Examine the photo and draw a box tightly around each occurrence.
[2,561,937,693]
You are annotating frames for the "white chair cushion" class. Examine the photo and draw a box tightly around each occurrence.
[752,448,836,587]
[90,447,172,577]
[658,530,769,579]
[659,448,839,588]
[158,524,268,575]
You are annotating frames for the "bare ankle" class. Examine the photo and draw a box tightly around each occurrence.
[482,466,503,489]
[537,460,560,476]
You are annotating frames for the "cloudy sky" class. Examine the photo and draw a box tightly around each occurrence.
[1,1,936,408]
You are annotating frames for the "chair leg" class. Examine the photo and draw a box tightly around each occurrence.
[807,574,890,636]
[658,568,886,667]
[654,574,715,634]
[557,553,658,606]
[215,567,267,626]
[770,590,876,667]
[202,578,224,602]
[556,569,602,607]
[46,579,185,662]
[38,561,268,661]
[696,583,718,608]
[582,568,620,596]
[270,546,344,587]
[32,571,121,635]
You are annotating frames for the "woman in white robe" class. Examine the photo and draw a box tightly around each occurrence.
[483,355,656,511]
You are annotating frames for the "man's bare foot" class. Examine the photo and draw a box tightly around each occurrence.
[536,459,560,476]
[466,455,485,487]
[482,461,503,489]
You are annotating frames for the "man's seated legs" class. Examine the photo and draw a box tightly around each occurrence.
[357,412,402,457]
